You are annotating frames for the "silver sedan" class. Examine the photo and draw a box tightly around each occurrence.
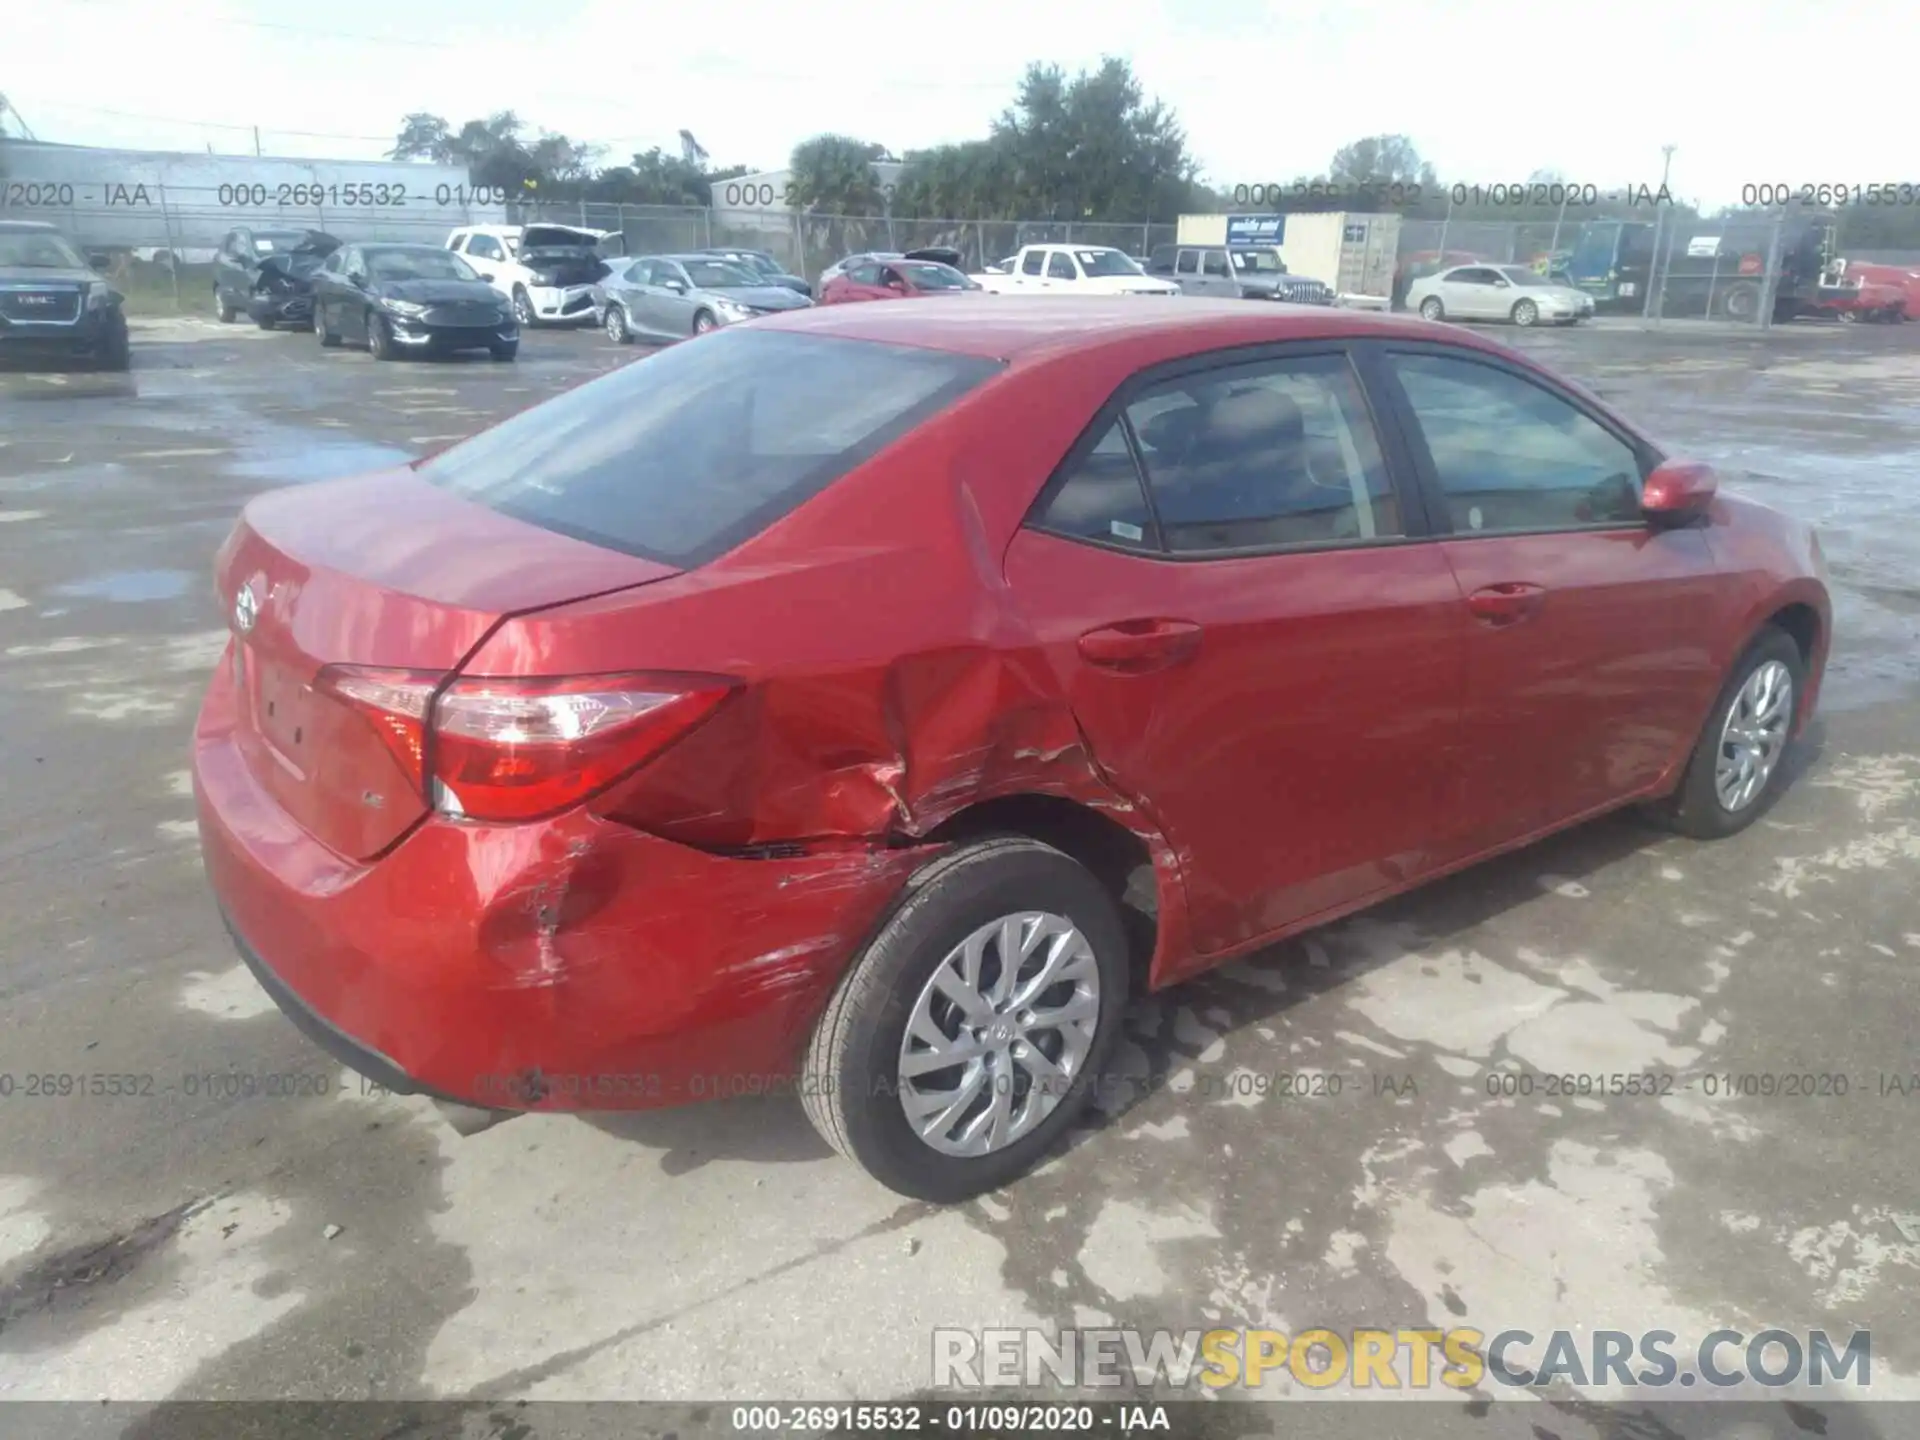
[594,253,813,343]
[1407,264,1595,327]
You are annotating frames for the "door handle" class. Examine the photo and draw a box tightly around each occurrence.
[1467,582,1547,626]
[1077,619,1203,672]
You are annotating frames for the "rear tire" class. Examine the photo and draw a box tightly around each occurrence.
[604,304,632,344]
[1419,296,1445,321]
[1647,627,1805,840]
[1720,283,1762,322]
[800,837,1131,1202]
[317,303,341,347]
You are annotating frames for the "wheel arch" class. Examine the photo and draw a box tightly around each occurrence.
[921,793,1161,994]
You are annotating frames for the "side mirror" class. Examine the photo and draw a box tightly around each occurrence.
[348,272,368,289]
[1642,459,1718,520]
[662,279,687,294]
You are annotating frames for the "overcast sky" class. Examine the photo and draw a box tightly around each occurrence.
[9,0,1907,210]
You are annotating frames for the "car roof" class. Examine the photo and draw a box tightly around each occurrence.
[752,295,1513,366]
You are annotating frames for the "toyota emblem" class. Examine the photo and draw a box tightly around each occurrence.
[233,582,259,634]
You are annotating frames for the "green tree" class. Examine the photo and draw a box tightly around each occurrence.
[895,58,1202,223]
[787,134,890,214]
[1327,134,1438,189]
[585,149,746,206]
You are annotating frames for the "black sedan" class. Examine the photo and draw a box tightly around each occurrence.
[0,221,130,371]
[312,243,519,361]
[214,227,341,329]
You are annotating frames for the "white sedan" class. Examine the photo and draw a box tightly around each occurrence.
[1407,264,1595,327]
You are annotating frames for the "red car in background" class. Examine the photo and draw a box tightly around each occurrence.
[193,298,1830,1202]
[820,256,982,304]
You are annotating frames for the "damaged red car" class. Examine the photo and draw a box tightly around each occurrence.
[193,297,1830,1200]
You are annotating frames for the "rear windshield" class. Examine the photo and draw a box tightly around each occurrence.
[417,328,1003,567]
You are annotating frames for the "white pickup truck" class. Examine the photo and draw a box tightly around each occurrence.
[972,244,1182,297]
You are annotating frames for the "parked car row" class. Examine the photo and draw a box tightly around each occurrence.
[210,223,823,361]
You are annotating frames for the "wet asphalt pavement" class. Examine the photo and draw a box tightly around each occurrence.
[0,313,1917,1437]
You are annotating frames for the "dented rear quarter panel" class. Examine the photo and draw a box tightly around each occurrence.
[459,346,1200,989]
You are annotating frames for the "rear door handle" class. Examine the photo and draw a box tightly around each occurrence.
[1077,619,1203,672]
[1467,582,1547,626]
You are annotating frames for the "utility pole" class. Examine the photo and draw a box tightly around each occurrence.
[1643,145,1677,321]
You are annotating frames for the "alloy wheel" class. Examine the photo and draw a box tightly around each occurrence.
[897,911,1101,1158]
[1715,659,1794,812]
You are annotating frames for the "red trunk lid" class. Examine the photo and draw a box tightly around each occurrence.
[213,468,679,859]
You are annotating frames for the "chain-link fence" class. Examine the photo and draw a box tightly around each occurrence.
[1393,210,1863,328]
[50,185,1864,328]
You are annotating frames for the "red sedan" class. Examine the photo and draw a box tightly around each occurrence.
[820,257,982,304]
[193,298,1830,1200]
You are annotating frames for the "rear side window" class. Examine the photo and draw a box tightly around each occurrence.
[418,329,1003,567]
[1033,422,1157,551]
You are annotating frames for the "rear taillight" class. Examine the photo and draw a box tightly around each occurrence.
[316,667,735,822]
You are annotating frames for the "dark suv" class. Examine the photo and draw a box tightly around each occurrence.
[0,221,131,370]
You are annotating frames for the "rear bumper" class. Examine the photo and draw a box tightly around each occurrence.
[192,652,922,1110]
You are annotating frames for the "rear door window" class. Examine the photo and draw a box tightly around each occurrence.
[418,329,1004,567]
[1128,355,1403,552]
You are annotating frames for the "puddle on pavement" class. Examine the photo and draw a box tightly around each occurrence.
[228,439,415,485]
[50,569,194,603]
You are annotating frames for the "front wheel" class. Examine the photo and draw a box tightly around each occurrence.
[1418,296,1445,321]
[317,303,341,347]
[367,311,396,361]
[511,287,535,327]
[800,837,1131,1202]
[1511,298,1539,327]
[94,313,132,372]
[692,309,717,335]
[489,342,518,362]
[1648,627,1805,840]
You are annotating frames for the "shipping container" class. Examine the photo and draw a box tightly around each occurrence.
[1176,211,1402,305]
[0,141,507,257]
